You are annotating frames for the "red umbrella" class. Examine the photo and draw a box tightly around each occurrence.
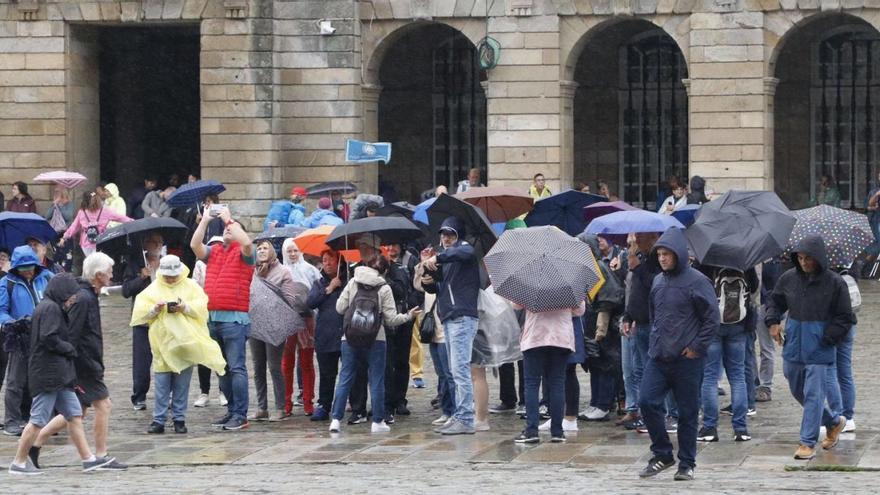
[455,186,534,223]
[582,201,637,223]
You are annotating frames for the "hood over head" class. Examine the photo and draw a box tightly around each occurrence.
[105,183,120,198]
[576,232,601,258]
[352,265,386,287]
[650,227,689,274]
[791,234,829,273]
[281,238,299,266]
[10,245,42,274]
[439,216,466,238]
[689,176,706,193]
[44,272,79,305]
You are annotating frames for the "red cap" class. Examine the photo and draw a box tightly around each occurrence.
[291,186,307,197]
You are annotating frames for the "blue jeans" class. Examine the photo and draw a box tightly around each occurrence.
[209,321,249,420]
[784,360,840,448]
[744,330,757,409]
[621,333,642,411]
[523,346,570,437]
[826,326,856,420]
[639,356,704,469]
[444,316,478,426]
[331,340,386,424]
[429,342,455,417]
[153,366,193,423]
[701,330,748,431]
[633,324,675,418]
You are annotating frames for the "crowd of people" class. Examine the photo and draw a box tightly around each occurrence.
[0,171,864,482]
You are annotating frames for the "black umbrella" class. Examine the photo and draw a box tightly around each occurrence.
[325,216,423,251]
[686,190,796,271]
[426,193,498,259]
[96,217,189,256]
[376,201,417,219]
[254,225,308,255]
[307,181,357,198]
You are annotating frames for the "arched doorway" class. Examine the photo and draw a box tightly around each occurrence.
[377,24,487,203]
[773,15,880,209]
[573,20,688,209]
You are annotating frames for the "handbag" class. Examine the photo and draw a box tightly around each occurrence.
[418,300,438,344]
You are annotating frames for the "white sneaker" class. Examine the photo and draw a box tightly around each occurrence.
[442,417,454,428]
[538,419,552,431]
[584,408,609,421]
[371,421,391,433]
[844,418,856,433]
[562,418,579,432]
[432,415,450,426]
[219,392,228,407]
[474,420,490,432]
[329,419,341,433]
[193,393,209,408]
[268,411,285,422]
[578,406,596,418]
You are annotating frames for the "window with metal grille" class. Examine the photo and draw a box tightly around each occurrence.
[432,35,487,189]
[618,32,688,210]
[811,27,880,208]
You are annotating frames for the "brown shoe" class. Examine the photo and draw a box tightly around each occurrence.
[616,411,639,426]
[821,416,846,450]
[794,444,815,460]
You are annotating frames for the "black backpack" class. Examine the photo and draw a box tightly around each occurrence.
[83,207,103,244]
[715,269,748,325]
[343,282,384,348]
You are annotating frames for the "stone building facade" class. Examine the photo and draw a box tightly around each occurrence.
[1,0,879,228]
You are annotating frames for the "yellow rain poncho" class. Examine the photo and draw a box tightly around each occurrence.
[130,265,226,374]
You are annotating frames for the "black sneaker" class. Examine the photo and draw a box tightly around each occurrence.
[550,435,566,443]
[539,404,550,419]
[720,404,733,415]
[697,426,718,442]
[395,404,411,416]
[513,431,539,444]
[717,387,726,396]
[96,459,128,471]
[385,414,395,425]
[27,446,41,469]
[734,430,752,442]
[624,418,645,431]
[211,413,233,427]
[639,455,675,478]
[222,417,249,431]
[747,407,757,417]
[489,403,517,414]
[147,422,165,434]
[430,396,440,409]
[665,417,678,433]
[347,412,367,425]
[174,421,188,434]
[132,401,147,411]
[674,465,694,481]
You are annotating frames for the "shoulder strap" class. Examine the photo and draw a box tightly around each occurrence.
[7,279,13,300]
[258,277,298,312]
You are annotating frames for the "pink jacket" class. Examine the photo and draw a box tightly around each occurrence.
[63,207,132,250]
[517,301,586,353]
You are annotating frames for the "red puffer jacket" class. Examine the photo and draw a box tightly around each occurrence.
[204,243,253,312]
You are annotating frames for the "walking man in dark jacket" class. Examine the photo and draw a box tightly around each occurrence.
[638,228,719,481]
[27,254,127,470]
[765,235,855,460]
[421,217,480,435]
[9,274,114,475]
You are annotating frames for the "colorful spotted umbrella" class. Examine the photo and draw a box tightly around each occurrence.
[787,205,873,268]
[483,226,605,312]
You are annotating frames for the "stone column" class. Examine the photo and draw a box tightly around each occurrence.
[360,84,382,193]
[559,80,579,191]
[762,77,780,191]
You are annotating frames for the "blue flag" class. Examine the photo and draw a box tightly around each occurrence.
[346,139,392,164]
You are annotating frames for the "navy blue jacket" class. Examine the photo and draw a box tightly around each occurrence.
[648,228,719,361]
[423,217,480,323]
[765,235,855,365]
[307,270,345,353]
[623,249,660,325]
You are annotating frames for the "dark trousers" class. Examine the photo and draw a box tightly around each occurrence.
[385,324,412,411]
[131,325,152,404]
[197,365,212,394]
[349,352,369,415]
[498,360,525,406]
[639,356,704,469]
[0,347,7,398]
[565,364,579,417]
[590,368,618,411]
[3,350,30,427]
[523,346,570,437]
[316,351,341,411]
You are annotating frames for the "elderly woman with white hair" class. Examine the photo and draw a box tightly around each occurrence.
[27,252,127,470]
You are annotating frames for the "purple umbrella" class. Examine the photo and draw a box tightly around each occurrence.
[585,210,685,245]
[582,201,637,223]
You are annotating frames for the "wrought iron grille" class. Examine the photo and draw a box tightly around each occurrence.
[618,33,688,209]
[432,35,487,189]
[811,28,880,208]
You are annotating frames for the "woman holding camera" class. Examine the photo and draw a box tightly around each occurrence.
[130,255,226,434]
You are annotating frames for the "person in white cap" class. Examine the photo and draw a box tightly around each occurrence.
[130,255,226,435]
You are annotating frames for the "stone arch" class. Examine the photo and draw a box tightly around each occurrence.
[771,12,880,208]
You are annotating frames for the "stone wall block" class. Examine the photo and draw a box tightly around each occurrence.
[635,0,660,13]
[819,0,841,9]
[612,0,633,14]
[142,0,164,19]
[453,0,476,16]
[79,2,101,21]
[98,2,122,21]
[840,0,864,7]
[388,0,411,18]
[573,0,595,13]
[163,0,185,19]
[552,0,579,15]
[673,0,696,12]
[592,0,613,14]
[120,2,142,21]
[182,0,209,18]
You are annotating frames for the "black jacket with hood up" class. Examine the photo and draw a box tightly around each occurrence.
[28,273,80,395]
[68,278,105,379]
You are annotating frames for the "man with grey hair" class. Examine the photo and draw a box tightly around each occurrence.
[26,252,127,471]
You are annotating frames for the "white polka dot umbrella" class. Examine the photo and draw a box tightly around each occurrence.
[483,226,604,312]
[787,204,873,268]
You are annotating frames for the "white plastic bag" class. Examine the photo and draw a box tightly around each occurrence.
[474,288,523,367]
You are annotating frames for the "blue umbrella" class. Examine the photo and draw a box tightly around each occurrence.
[167,179,226,208]
[413,197,436,225]
[585,210,685,245]
[0,212,57,250]
[671,204,701,227]
[524,190,606,236]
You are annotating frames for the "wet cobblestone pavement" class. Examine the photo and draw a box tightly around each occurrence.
[3,283,880,492]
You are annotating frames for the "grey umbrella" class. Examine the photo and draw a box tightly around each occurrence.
[483,226,604,312]
[686,190,796,271]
